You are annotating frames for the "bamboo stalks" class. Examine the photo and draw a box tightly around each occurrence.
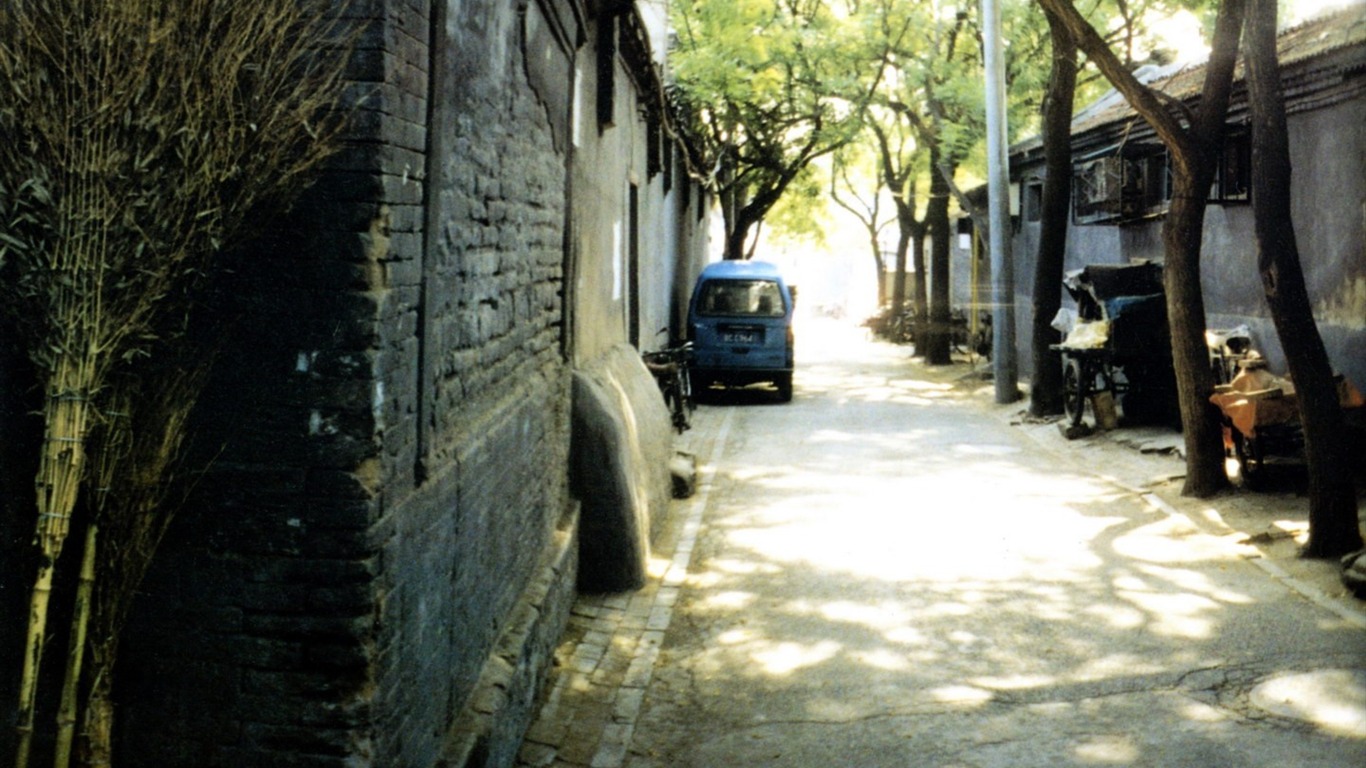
[14,77,112,763]
[76,365,203,765]
[14,562,53,768]
[54,393,132,768]
[16,287,103,768]
[0,2,356,764]
[55,523,98,768]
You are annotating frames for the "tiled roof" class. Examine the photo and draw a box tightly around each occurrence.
[1014,2,1366,156]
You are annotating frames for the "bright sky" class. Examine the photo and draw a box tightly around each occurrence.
[1288,0,1361,23]
[1156,0,1361,64]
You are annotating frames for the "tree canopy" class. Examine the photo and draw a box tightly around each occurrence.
[670,0,876,259]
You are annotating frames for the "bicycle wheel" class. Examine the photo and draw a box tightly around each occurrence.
[679,365,695,414]
[1062,358,1086,428]
[1232,430,1263,489]
[670,370,690,432]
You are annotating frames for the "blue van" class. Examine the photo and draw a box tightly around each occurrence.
[687,260,795,402]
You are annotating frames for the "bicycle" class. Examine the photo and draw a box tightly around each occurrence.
[643,337,695,433]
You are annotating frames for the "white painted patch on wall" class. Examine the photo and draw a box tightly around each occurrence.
[1317,275,1366,329]
[613,219,623,301]
[309,410,338,436]
[573,63,583,149]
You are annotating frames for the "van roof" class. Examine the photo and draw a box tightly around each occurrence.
[698,260,784,280]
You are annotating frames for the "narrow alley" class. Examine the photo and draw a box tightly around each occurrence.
[518,318,1366,768]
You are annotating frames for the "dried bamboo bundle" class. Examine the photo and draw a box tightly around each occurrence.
[0,1,355,765]
[76,358,209,766]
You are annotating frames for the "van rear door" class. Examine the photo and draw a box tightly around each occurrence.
[687,261,794,400]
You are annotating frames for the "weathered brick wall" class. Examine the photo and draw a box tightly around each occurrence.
[0,1,700,765]
[111,0,405,752]
[107,0,575,765]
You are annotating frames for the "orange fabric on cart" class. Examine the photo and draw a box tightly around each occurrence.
[1210,376,1365,437]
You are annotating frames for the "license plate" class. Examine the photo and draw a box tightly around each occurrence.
[722,330,759,344]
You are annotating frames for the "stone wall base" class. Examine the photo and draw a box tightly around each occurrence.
[441,505,580,768]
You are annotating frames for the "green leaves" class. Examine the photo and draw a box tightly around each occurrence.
[671,0,874,256]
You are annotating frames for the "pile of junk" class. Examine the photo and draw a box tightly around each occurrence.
[1050,261,1365,488]
[1207,324,1365,489]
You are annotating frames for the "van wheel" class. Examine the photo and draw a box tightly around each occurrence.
[775,373,793,403]
[692,377,712,402]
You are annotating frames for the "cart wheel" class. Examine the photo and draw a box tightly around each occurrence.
[1062,358,1086,428]
[1232,430,1263,490]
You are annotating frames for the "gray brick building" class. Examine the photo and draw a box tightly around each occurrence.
[955,5,1366,387]
[0,1,709,765]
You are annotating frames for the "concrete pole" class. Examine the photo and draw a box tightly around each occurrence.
[981,0,1020,403]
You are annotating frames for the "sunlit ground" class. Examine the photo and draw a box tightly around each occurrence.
[631,318,1366,766]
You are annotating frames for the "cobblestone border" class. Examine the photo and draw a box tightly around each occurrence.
[517,409,735,767]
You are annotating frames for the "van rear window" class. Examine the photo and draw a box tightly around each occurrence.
[698,280,785,317]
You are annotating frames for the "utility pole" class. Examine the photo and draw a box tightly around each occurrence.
[982,0,1020,403]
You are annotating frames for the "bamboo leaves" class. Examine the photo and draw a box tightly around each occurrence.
[0,0,355,765]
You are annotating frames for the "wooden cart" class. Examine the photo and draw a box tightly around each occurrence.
[1209,377,1365,488]
[1051,262,1178,429]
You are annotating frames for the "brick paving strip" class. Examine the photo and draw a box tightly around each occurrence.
[517,408,735,768]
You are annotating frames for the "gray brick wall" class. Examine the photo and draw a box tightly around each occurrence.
[0,1,702,765]
[111,1,575,765]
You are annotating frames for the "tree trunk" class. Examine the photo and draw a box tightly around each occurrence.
[1029,8,1076,416]
[723,219,750,261]
[871,239,888,310]
[1167,0,1248,498]
[911,225,928,353]
[1243,0,1362,557]
[1164,170,1229,496]
[923,151,953,364]
[890,194,913,322]
[1035,0,1246,498]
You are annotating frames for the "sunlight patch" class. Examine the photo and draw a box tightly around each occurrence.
[1071,733,1140,763]
[752,640,841,675]
[1118,591,1218,639]
[1083,602,1145,630]
[1112,517,1243,564]
[855,648,912,672]
[1137,563,1254,605]
[930,684,994,705]
[885,626,929,646]
[646,554,674,579]
[818,600,906,629]
[717,627,758,646]
[700,590,756,610]
[1074,654,1165,680]
[950,443,1022,456]
[1179,698,1230,723]
[1251,669,1366,738]
[892,378,954,392]
[708,557,783,576]
[971,674,1056,691]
